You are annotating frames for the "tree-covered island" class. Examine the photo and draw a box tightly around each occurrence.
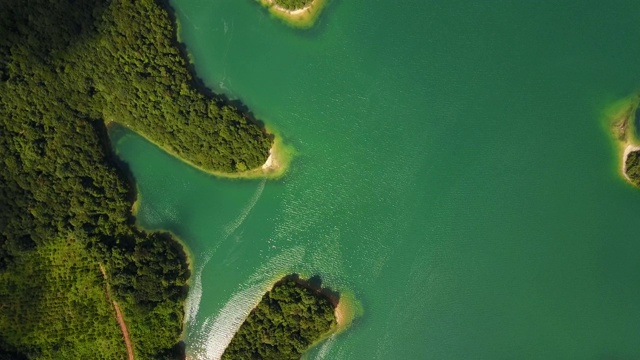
[0,0,280,358]
[606,94,640,188]
[258,0,328,28]
[222,276,340,360]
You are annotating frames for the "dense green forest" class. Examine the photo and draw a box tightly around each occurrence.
[222,278,337,360]
[625,150,640,187]
[0,0,271,358]
[273,0,314,11]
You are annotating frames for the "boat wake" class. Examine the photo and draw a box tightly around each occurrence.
[223,179,266,238]
[189,246,305,360]
[184,179,267,341]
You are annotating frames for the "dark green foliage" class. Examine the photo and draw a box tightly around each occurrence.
[222,280,337,360]
[0,0,271,358]
[273,0,314,11]
[625,150,640,187]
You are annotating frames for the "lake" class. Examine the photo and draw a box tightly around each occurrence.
[111,0,640,358]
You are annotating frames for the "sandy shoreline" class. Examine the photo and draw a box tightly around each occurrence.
[261,146,280,172]
[334,299,350,330]
[333,293,358,334]
[605,95,640,186]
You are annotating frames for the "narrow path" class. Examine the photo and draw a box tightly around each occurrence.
[113,300,134,360]
[99,264,135,360]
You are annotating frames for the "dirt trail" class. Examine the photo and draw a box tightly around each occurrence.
[99,264,135,360]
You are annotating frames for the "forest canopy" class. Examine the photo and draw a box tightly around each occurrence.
[625,150,640,187]
[222,278,337,360]
[0,0,271,357]
[273,0,314,11]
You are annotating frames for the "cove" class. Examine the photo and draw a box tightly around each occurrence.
[114,0,640,358]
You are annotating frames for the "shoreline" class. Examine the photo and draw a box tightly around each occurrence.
[218,273,358,358]
[127,183,196,340]
[133,217,195,341]
[107,121,292,342]
[331,292,357,334]
[301,291,358,359]
[604,94,640,186]
[258,0,327,28]
[622,144,640,183]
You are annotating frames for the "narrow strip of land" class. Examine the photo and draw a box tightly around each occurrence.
[113,301,134,360]
[100,264,135,360]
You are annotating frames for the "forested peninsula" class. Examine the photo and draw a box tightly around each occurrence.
[607,95,640,188]
[222,276,340,360]
[0,0,272,358]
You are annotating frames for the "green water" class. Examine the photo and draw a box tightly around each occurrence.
[110,0,640,358]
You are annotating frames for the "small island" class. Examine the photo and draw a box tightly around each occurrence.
[606,94,640,188]
[222,275,353,359]
[258,0,327,28]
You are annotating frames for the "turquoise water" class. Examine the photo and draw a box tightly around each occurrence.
[111,0,640,358]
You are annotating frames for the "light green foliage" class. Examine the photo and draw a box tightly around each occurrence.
[273,0,314,10]
[0,239,125,359]
[222,279,337,360]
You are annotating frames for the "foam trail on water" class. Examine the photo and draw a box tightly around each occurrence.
[199,284,266,359]
[184,272,202,328]
[313,335,336,360]
[185,180,266,336]
[188,246,305,360]
[184,246,218,332]
[223,179,266,237]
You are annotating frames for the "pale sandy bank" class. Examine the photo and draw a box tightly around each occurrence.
[261,147,279,172]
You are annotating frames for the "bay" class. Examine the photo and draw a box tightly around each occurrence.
[111,0,640,358]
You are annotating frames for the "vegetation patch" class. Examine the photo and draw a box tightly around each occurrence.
[273,0,313,10]
[222,277,337,360]
[0,0,272,357]
[625,150,640,187]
